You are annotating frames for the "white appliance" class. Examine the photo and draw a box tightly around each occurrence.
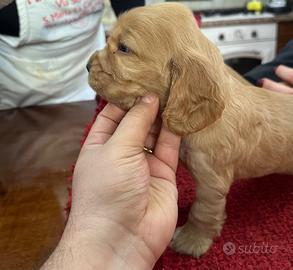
[268,0,287,9]
[147,0,255,11]
[201,13,277,74]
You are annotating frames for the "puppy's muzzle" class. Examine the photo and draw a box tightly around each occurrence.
[87,51,100,72]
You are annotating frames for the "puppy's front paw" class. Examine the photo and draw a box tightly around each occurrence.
[170,226,213,258]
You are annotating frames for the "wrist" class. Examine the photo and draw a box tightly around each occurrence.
[42,215,157,270]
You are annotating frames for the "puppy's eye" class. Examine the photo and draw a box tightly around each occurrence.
[118,42,130,53]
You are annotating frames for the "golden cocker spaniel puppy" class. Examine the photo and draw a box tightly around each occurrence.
[87,3,293,257]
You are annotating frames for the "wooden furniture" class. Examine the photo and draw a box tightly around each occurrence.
[0,101,96,270]
[277,19,293,52]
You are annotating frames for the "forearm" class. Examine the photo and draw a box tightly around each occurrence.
[41,240,129,270]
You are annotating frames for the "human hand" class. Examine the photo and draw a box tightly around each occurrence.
[259,65,293,94]
[42,95,181,270]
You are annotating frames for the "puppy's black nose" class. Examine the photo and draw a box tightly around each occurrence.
[86,62,91,72]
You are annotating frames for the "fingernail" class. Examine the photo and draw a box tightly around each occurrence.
[141,95,156,104]
[256,79,263,87]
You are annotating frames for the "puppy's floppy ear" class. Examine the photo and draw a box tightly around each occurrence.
[162,49,226,135]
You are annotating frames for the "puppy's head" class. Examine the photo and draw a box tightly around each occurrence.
[87,3,228,135]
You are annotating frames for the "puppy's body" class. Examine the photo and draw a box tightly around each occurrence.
[184,78,293,178]
[173,73,293,256]
[87,3,293,257]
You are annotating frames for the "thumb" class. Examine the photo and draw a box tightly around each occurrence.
[110,95,159,147]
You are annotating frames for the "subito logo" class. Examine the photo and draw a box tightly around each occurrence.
[223,242,236,255]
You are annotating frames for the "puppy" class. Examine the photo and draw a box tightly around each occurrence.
[87,3,293,257]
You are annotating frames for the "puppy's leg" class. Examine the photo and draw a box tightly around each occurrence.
[170,167,233,257]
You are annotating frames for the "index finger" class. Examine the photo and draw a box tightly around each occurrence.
[84,103,127,146]
[275,65,293,86]
[262,78,293,94]
[110,95,159,147]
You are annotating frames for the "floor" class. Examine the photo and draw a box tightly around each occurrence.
[0,101,96,270]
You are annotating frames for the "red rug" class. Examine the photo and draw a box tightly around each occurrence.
[68,100,293,270]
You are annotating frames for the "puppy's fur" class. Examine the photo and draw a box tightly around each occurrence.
[87,3,293,257]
